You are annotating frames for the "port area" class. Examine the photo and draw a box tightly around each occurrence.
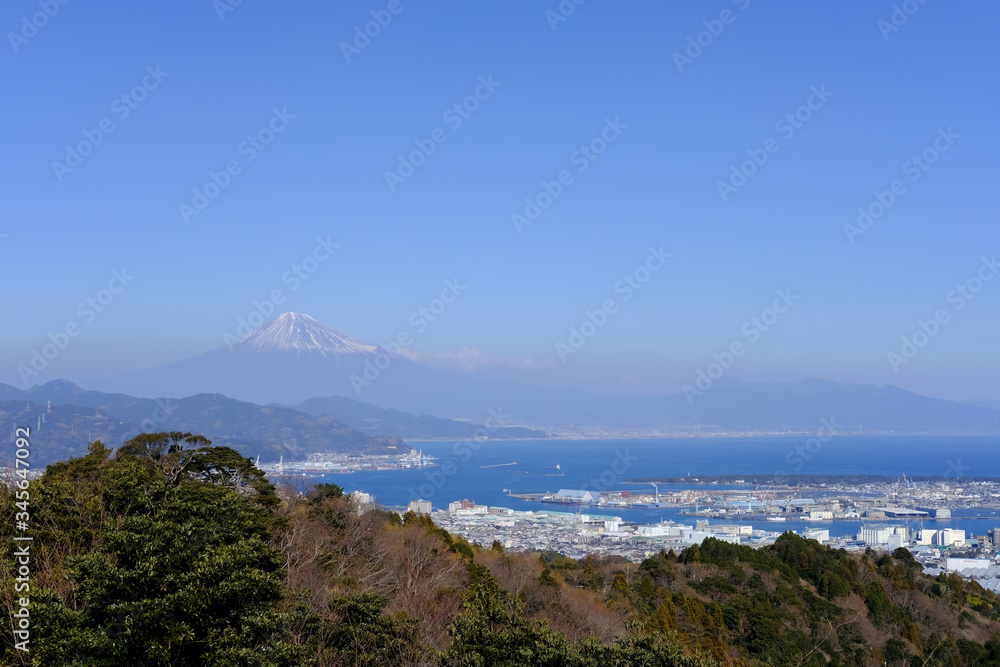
[258,448,436,477]
[513,476,1000,523]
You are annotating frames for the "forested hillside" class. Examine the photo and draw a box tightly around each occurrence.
[3,433,999,666]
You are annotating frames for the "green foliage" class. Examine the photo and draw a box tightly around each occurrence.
[884,637,911,662]
[691,576,738,597]
[640,550,677,584]
[747,599,780,658]
[443,568,578,666]
[18,437,308,666]
[863,578,903,627]
[115,430,211,461]
[578,630,720,667]
[638,575,656,599]
[322,593,424,666]
[310,482,344,503]
[955,638,985,665]
[402,511,476,560]
[443,569,718,666]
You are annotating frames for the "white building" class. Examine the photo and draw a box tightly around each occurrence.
[804,528,830,544]
[408,499,432,514]
[858,526,889,545]
[456,506,489,516]
[935,529,965,547]
[946,558,990,573]
[350,491,373,505]
[858,524,908,545]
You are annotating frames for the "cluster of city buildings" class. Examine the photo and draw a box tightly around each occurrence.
[394,496,1000,586]
[405,497,811,561]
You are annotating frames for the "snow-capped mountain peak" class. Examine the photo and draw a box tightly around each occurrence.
[237,313,377,355]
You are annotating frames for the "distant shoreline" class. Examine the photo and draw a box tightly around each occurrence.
[405,432,1000,443]
[626,473,1000,484]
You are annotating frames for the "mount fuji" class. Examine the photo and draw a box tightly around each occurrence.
[102,313,434,407]
[236,313,378,356]
[98,313,1000,433]
[101,313,582,421]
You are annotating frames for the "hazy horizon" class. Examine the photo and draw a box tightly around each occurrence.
[3,1,998,404]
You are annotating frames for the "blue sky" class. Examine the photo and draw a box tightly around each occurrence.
[2,0,998,401]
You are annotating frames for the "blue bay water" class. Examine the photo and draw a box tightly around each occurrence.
[308,435,1000,539]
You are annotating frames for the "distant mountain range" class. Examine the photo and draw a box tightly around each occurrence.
[0,377,548,466]
[0,401,138,466]
[0,389,398,467]
[92,312,1000,435]
[294,395,545,440]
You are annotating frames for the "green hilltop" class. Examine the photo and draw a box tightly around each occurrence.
[4,432,1000,666]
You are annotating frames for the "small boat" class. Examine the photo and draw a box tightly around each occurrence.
[545,464,561,470]
[765,516,787,522]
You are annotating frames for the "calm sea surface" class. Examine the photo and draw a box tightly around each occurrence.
[303,435,1000,539]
